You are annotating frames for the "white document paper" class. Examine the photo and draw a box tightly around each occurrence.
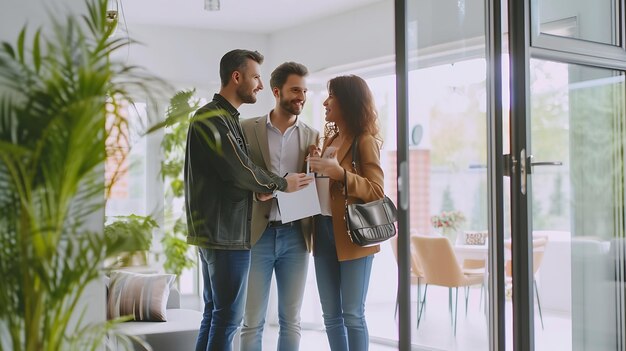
[316,176,331,216]
[276,173,321,222]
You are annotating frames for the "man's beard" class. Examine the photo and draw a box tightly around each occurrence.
[279,97,303,115]
[237,86,257,104]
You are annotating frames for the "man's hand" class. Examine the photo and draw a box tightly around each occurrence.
[256,193,273,201]
[285,173,314,193]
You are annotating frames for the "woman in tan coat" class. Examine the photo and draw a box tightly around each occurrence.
[308,75,384,351]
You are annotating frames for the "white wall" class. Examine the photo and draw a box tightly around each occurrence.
[0,0,86,42]
[267,0,394,74]
[120,24,273,117]
[118,1,396,116]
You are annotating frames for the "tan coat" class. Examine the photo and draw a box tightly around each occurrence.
[241,115,320,251]
[317,133,384,261]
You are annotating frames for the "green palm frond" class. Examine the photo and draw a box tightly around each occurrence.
[0,0,171,350]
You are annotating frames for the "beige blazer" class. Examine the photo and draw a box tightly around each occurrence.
[319,133,384,261]
[241,115,320,251]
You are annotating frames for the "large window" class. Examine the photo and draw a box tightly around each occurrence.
[291,56,491,348]
[105,102,148,217]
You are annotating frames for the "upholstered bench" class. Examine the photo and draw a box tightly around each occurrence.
[120,310,203,351]
[107,271,203,351]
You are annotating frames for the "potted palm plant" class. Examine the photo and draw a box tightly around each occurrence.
[0,0,183,349]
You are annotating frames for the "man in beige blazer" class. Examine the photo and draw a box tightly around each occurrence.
[239,62,319,351]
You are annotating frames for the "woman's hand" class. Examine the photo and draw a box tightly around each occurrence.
[307,155,344,180]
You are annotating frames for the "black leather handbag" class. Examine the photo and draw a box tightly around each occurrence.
[344,137,398,247]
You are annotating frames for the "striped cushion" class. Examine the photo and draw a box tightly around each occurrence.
[107,271,175,322]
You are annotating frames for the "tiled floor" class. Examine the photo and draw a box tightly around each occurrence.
[260,285,572,351]
[366,285,571,351]
[261,327,399,351]
[183,284,572,351]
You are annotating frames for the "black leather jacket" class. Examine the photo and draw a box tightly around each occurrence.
[184,94,287,249]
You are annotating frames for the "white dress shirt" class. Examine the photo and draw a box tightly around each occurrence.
[265,112,301,222]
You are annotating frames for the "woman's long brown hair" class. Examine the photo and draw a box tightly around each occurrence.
[323,75,381,147]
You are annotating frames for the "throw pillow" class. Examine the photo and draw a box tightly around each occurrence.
[107,271,175,322]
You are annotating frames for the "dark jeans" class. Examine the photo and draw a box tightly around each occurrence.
[195,248,251,351]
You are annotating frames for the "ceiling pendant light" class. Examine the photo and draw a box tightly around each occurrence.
[204,0,220,11]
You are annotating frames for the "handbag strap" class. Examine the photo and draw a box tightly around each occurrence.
[350,136,359,172]
[343,137,359,205]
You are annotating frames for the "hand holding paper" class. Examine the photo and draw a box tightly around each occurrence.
[284,173,314,193]
[256,192,273,201]
[276,173,321,222]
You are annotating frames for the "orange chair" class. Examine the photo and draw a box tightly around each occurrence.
[461,258,486,313]
[390,235,426,324]
[411,235,484,335]
[505,237,548,329]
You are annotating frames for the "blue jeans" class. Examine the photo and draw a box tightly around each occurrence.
[314,215,374,351]
[195,248,251,351]
[240,222,309,351]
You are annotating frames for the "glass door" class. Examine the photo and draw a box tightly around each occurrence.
[394,1,493,349]
[396,0,626,349]
[528,60,625,351]
[507,0,626,350]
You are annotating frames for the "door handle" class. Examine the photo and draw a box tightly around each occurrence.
[530,161,563,166]
[527,155,563,174]
[490,155,562,178]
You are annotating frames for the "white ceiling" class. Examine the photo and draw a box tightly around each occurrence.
[117,0,384,34]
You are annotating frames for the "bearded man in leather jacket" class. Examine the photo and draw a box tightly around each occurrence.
[184,49,313,351]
